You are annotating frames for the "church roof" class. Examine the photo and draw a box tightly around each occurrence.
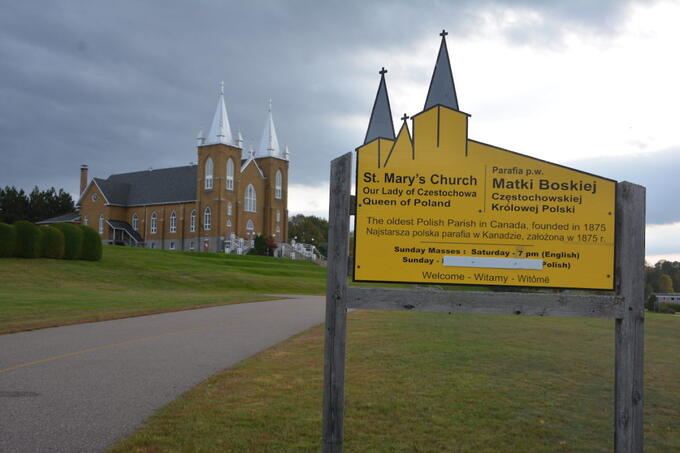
[36,211,80,224]
[89,165,198,206]
[257,99,285,159]
[206,82,233,145]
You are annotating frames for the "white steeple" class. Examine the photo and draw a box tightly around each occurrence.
[257,99,281,158]
[207,81,233,145]
[284,145,290,160]
[236,129,244,149]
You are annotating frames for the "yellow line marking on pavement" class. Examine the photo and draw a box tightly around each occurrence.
[0,307,285,375]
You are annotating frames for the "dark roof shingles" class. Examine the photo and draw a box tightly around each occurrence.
[97,165,197,206]
[36,211,80,224]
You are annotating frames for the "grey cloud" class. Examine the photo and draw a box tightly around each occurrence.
[569,148,680,225]
[0,0,657,199]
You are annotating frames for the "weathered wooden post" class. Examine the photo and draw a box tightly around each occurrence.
[322,153,352,453]
[614,182,645,452]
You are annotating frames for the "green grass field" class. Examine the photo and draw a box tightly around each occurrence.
[110,310,680,452]
[0,246,326,334]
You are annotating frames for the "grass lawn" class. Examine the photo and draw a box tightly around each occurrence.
[0,246,326,334]
[110,310,680,452]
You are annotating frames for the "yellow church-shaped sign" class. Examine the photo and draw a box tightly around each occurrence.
[354,31,616,290]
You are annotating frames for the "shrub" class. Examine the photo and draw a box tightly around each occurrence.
[253,234,267,256]
[40,226,65,259]
[0,222,17,257]
[659,303,680,314]
[53,223,83,260]
[79,225,102,261]
[14,220,42,258]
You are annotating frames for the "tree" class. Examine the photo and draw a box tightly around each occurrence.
[288,214,328,245]
[0,187,29,223]
[655,273,674,293]
[0,186,75,223]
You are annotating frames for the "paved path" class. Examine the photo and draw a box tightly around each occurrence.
[0,296,325,452]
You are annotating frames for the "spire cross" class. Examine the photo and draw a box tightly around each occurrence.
[268,98,272,112]
[440,29,448,37]
[401,113,409,122]
[220,81,224,95]
[379,67,387,75]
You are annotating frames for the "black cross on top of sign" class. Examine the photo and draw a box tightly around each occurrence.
[379,67,387,75]
[401,113,409,122]
[440,29,448,37]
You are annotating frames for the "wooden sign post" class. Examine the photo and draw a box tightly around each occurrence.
[322,153,645,452]
[322,32,645,453]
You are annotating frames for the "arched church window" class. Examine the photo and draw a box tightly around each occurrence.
[170,211,177,233]
[204,207,212,230]
[150,212,157,234]
[226,159,234,191]
[227,202,232,216]
[205,157,214,190]
[245,184,256,212]
[99,215,104,235]
[275,170,282,199]
[190,210,196,232]
[246,219,254,231]
[132,214,138,231]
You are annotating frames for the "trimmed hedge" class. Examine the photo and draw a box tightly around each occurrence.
[79,225,102,261]
[41,226,65,259]
[53,223,83,260]
[14,220,42,258]
[0,222,16,257]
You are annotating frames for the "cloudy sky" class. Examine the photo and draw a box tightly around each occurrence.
[1,0,678,262]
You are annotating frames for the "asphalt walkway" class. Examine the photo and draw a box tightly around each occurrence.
[0,295,325,452]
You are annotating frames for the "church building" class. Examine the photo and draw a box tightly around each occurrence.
[75,84,289,252]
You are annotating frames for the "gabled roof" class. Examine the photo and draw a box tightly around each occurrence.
[36,211,80,224]
[241,157,265,178]
[424,31,459,111]
[107,220,144,243]
[364,68,396,144]
[93,178,130,205]
[84,165,197,206]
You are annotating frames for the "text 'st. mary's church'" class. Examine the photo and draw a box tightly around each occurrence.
[75,85,290,252]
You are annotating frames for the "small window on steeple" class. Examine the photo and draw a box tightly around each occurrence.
[205,158,214,190]
[275,170,282,199]
[226,159,234,191]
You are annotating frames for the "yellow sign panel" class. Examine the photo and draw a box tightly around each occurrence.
[354,106,616,289]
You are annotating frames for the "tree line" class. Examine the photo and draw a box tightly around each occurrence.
[288,214,329,256]
[0,186,75,224]
[646,260,679,295]
[645,260,680,311]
